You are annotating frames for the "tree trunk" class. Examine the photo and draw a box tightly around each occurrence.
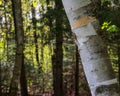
[52,0,64,96]
[20,55,28,96]
[32,6,40,66]
[52,53,56,95]
[62,0,119,96]
[75,45,79,96]
[118,42,120,85]
[9,0,24,95]
[3,2,9,61]
[0,20,3,96]
[46,0,54,41]
[0,59,2,95]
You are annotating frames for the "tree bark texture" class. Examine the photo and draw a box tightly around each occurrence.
[9,0,24,95]
[20,55,28,96]
[52,0,64,96]
[62,0,120,96]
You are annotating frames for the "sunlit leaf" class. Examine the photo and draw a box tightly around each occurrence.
[101,21,111,30]
[107,25,119,33]
[0,0,2,5]
[0,42,3,47]
[33,0,37,7]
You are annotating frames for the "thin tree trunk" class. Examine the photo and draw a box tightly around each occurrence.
[52,51,56,95]
[0,60,2,95]
[3,1,9,61]
[32,5,39,66]
[52,0,64,96]
[0,20,3,96]
[0,23,3,95]
[75,45,79,96]
[39,30,44,74]
[46,0,54,41]
[62,0,119,96]
[20,55,28,96]
[9,0,24,95]
[118,42,120,86]
[41,39,44,93]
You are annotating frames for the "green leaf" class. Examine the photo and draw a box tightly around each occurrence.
[101,21,111,30]
[40,0,45,5]
[0,0,2,5]
[33,0,37,7]
[107,25,119,33]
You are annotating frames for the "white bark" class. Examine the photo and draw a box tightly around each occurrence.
[62,0,120,96]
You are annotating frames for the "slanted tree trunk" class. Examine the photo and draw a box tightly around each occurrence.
[62,0,119,96]
[52,0,64,96]
[9,0,24,95]
[20,55,28,96]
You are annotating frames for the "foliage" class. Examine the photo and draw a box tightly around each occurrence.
[0,0,119,95]
[102,21,119,33]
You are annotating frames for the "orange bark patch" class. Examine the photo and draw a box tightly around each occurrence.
[72,16,96,29]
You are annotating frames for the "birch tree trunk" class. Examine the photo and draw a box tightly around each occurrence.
[62,0,120,96]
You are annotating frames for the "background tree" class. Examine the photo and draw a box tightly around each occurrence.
[20,56,28,96]
[9,0,25,95]
[75,45,79,96]
[52,0,64,96]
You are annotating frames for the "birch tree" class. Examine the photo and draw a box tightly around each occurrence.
[62,0,119,96]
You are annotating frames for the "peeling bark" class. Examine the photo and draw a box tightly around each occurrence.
[62,0,119,96]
